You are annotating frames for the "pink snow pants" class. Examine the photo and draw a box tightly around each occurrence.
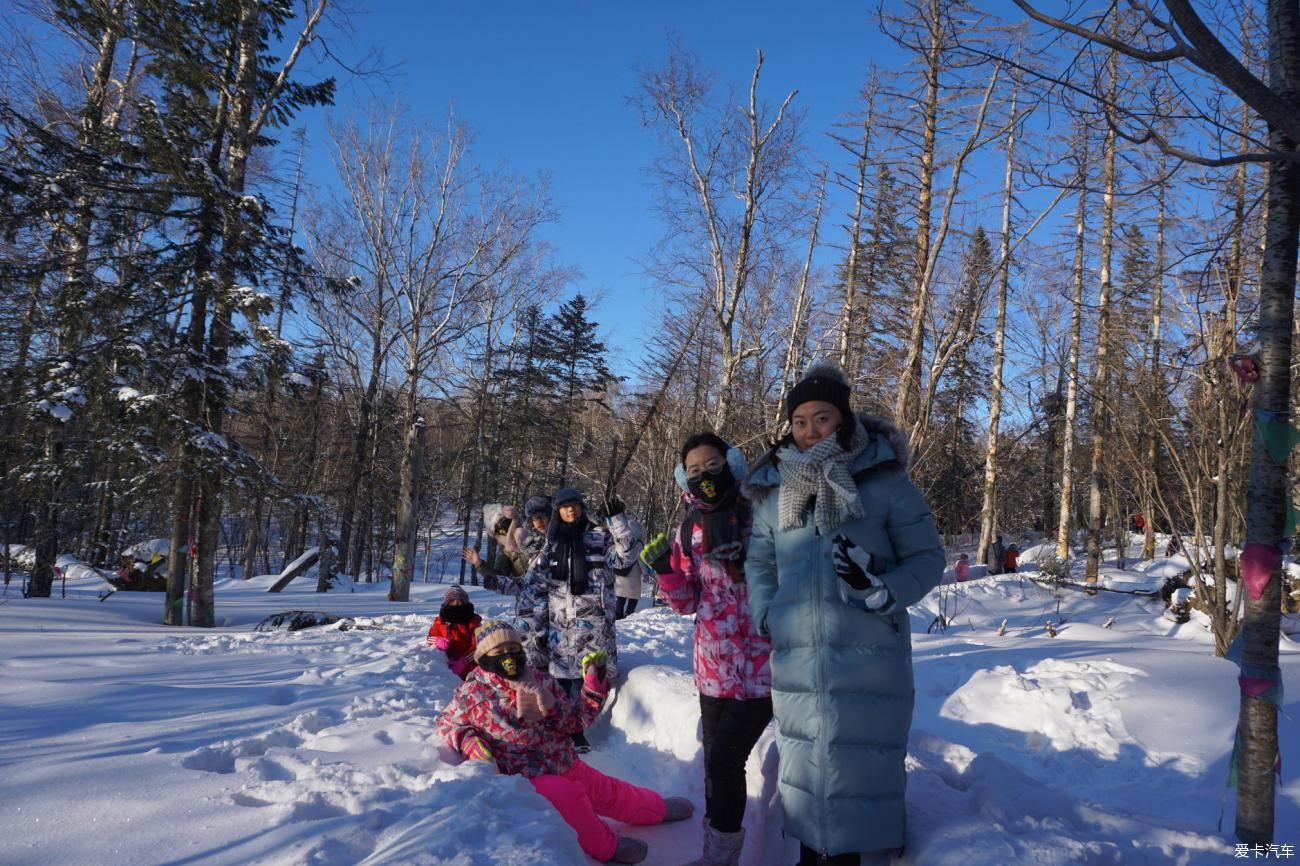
[530,758,666,861]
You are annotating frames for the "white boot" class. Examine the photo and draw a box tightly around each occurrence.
[681,823,745,866]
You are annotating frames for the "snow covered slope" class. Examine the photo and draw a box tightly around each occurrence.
[0,563,1295,865]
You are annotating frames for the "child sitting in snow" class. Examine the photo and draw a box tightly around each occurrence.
[435,620,694,864]
[426,585,482,679]
[955,552,970,582]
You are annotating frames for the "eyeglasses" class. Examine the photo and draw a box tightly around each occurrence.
[684,457,727,481]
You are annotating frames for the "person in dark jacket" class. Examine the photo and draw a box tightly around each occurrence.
[745,361,945,866]
[986,534,1005,576]
[517,487,639,753]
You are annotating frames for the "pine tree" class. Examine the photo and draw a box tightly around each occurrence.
[540,294,618,486]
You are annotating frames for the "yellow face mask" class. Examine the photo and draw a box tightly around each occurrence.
[482,650,527,681]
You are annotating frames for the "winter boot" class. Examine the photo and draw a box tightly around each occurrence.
[662,796,695,822]
[608,835,649,864]
[682,823,745,866]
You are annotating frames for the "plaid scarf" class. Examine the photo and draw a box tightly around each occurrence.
[774,423,868,534]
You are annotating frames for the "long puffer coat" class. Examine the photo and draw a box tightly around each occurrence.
[743,414,944,856]
[516,520,638,680]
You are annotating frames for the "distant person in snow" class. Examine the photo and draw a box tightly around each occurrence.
[436,620,694,864]
[641,432,771,866]
[1003,544,1019,574]
[599,495,646,619]
[516,487,639,753]
[744,361,945,866]
[426,585,482,679]
[987,534,1006,576]
[520,495,553,558]
[462,504,526,592]
[955,552,970,582]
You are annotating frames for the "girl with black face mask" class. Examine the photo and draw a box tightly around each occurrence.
[638,433,772,866]
[426,585,482,679]
[436,620,695,864]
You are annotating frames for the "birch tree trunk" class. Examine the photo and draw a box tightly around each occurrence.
[1236,0,1300,841]
[1143,179,1166,562]
[1056,128,1089,561]
[1084,46,1119,586]
[774,170,826,433]
[895,0,942,436]
[836,81,878,375]
[389,396,425,602]
[978,80,1019,563]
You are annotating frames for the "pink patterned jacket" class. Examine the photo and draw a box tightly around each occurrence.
[435,666,604,778]
[657,502,772,701]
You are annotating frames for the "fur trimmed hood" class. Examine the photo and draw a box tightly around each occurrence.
[743,412,911,503]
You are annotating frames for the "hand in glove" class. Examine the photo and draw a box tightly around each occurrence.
[581,650,610,697]
[448,655,475,678]
[460,733,494,763]
[515,677,556,721]
[640,532,673,575]
[432,635,450,652]
[602,495,626,518]
[832,534,891,610]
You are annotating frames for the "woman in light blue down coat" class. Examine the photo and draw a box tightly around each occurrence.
[744,361,944,866]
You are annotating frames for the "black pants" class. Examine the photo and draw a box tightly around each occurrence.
[615,596,638,619]
[699,694,773,833]
[557,678,590,749]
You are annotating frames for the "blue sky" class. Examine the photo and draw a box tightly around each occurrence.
[300,1,917,374]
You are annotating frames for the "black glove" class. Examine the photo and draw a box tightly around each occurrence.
[602,495,625,518]
[832,535,891,610]
[832,534,877,590]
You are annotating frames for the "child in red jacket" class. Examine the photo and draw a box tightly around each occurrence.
[436,621,694,864]
[427,585,482,678]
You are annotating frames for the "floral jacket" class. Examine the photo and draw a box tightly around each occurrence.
[435,666,604,778]
[658,499,771,700]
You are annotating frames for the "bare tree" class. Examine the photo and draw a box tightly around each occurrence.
[322,111,554,602]
[636,44,803,433]
[977,72,1022,563]
[1084,41,1120,586]
[1013,0,1298,845]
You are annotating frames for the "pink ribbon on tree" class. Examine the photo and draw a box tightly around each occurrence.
[1237,542,1281,601]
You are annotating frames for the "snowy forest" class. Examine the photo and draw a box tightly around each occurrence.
[2,0,1300,856]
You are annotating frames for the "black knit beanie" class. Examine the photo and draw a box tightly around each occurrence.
[785,361,853,423]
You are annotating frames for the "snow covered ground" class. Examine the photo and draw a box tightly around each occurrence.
[1,556,1297,865]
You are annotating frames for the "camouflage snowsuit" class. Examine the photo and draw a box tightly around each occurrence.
[517,522,638,680]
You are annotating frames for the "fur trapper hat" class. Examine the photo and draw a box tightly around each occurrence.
[551,487,585,510]
[523,495,552,520]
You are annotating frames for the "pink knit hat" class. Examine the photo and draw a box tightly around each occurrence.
[444,585,469,605]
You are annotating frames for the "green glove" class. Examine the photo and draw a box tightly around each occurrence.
[640,532,673,575]
[581,650,609,695]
